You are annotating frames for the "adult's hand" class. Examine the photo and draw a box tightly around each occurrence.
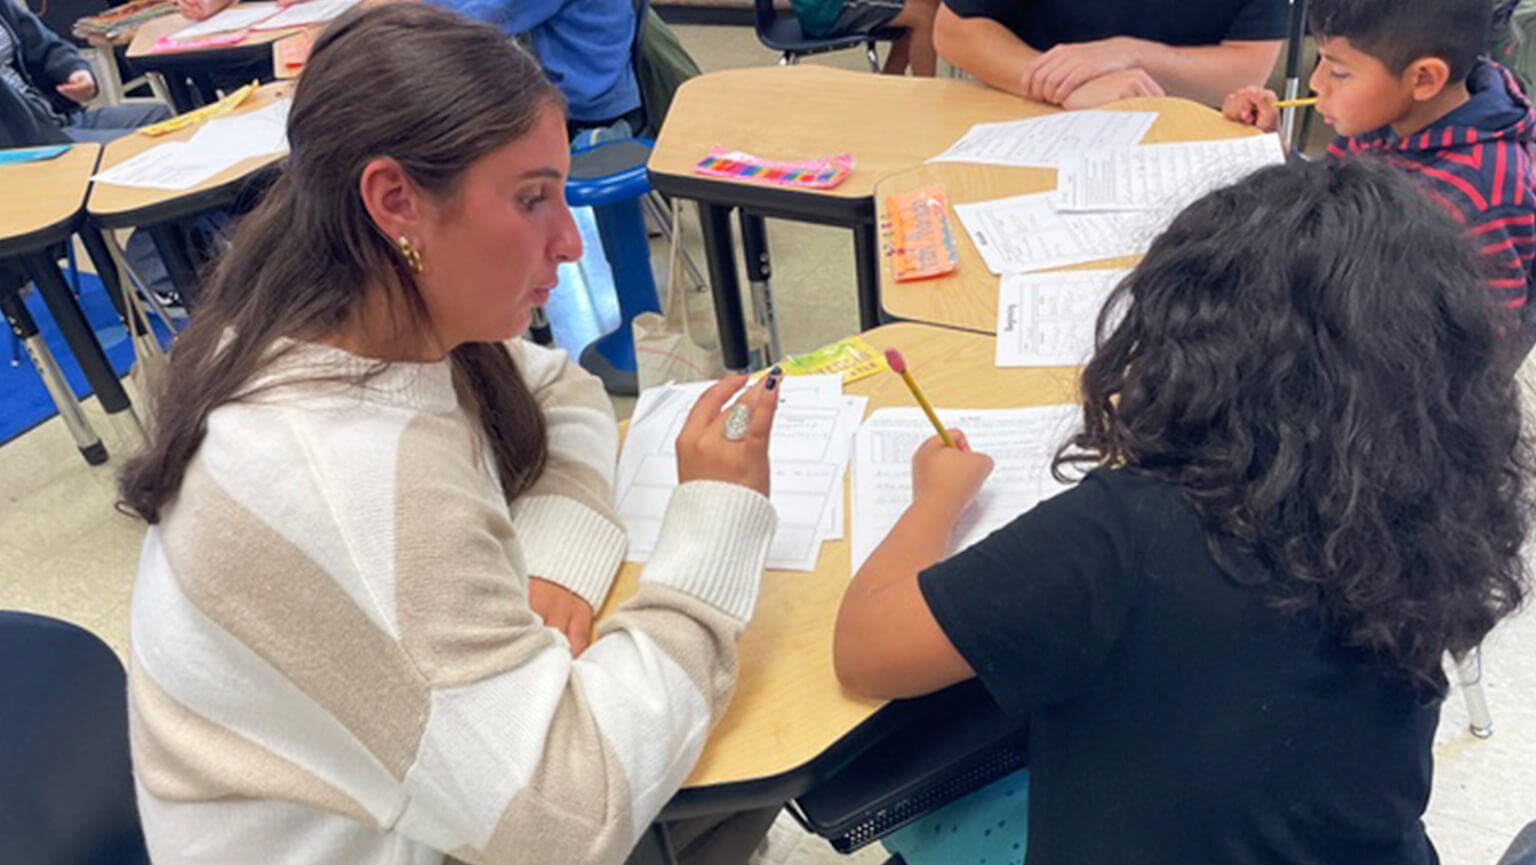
[675,370,783,497]
[1061,68,1165,110]
[529,576,594,656]
[1022,37,1145,105]
[56,69,97,105]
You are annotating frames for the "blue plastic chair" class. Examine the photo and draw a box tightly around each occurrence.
[564,137,663,395]
[0,611,150,864]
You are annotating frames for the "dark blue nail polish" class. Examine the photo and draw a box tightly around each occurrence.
[766,366,782,390]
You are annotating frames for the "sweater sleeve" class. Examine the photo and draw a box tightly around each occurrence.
[1466,205,1536,318]
[12,3,89,88]
[505,339,628,610]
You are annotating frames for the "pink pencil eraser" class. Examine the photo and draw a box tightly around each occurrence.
[884,347,907,374]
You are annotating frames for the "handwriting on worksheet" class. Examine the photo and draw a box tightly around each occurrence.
[929,111,1157,169]
[995,269,1130,367]
[954,192,1167,275]
[1054,133,1286,212]
[851,406,1081,571]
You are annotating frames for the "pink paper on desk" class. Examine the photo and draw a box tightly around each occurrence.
[151,30,249,52]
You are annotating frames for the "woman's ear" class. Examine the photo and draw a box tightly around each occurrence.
[1405,57,1453,104]
[359,156,422,242]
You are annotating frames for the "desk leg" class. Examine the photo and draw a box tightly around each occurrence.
[698,203,752,372]
[148,222,201,306]
[1,287,107,465]
[852,222,884,331]
[21,253,145,442]
[161,73,199,113]
[78,224,145,338]
[738,212,782,362]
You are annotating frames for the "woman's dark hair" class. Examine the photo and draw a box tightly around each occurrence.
[119,4,561,522]
[1058,158,1530,695]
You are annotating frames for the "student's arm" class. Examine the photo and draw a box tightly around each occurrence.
[1025,37,1283,108]
[12,2,89,88]
[932,3,1042,98]
[178,0,237,22]
[834,432,989,698]
[504,341,627,651]
[427,0,566,39]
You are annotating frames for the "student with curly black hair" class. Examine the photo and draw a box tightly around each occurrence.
[835,159,1531,865]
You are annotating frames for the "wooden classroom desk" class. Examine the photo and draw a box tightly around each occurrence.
[88,82,292,297]
[0,143,143,447]
[648,65,1051,371]
[597,321,1079,815]
[127,10,302,110]
[877,99,1261,334]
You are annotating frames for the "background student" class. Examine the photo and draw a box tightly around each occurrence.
[120,7,782,863]
[1225,0,1536,359]
[788,0,941,77]
[934,0,1287,108]
[834,159,1530,865]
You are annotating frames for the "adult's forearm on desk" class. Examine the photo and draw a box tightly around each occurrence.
[933,5,1039,98]
[1125,38,1284,107]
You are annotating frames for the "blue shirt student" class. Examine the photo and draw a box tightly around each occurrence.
[430,0,641,126]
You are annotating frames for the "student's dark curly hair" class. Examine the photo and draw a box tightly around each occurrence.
[1057,159,1530,695]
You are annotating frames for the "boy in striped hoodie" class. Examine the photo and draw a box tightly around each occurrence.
[1224,0,1536,359]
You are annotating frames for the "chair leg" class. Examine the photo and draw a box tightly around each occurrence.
[529,307,555,346]
[1455,648,1494,739]
[866,42,881,73]
[781,52,798,66]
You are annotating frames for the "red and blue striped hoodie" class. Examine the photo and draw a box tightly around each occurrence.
[1328,59,1536,345]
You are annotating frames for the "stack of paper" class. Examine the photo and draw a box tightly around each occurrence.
[928,111,1157,169]
[615,375,868,572]
[995,269,1130,367]
[851,406,1080,571]
[255,0,360,30]
[1054,133,1286,213]
[93,100,291,190]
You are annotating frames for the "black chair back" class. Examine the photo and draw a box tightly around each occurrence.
[0,611,150,865]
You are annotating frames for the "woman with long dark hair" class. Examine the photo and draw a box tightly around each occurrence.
[834,159,1530,864]
[119,6,783,863]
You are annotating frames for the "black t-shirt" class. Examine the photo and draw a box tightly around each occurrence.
[919,469,1441,865]
[943,0,1289,51]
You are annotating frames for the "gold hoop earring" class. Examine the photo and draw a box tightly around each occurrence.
[397,236,424,275]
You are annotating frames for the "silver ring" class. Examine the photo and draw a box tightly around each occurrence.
[722,404,751,441]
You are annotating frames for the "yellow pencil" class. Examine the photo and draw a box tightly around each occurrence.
[1275,97,1317,109]
[884,348,954,448]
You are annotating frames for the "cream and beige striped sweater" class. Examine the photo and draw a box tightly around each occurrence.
[127,339,777,865]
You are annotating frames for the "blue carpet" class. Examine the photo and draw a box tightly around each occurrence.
[0,272,171,446]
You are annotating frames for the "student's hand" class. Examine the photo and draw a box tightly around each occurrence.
[178,0,236,21]
[1221,86,1280,132]
[675,370,782,497]
[529,576,595,656]
[275,0,312,9]
[1060,69,1165,110]
[911,430,993,519]
[1022,37,1145,105]
[55,70,97,105]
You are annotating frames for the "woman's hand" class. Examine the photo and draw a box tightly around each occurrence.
[529,577,594,656]
[675,369,782,497]
[911,430,993,519]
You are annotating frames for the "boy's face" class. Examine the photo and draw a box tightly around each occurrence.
[1310,36,1416,137]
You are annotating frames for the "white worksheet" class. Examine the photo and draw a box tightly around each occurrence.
[93,101,291,190]
[255,0,361,29]
[850,406,1080,572]
[1054,133,1286,212]
[928,111,1157,169]
[171,3,279,39]
[995,269,1130,367]
[616,376,868,572]
[954,192,1166,275]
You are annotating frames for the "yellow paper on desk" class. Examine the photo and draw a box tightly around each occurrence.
[779,336,888,385]
[136,82,258,136]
